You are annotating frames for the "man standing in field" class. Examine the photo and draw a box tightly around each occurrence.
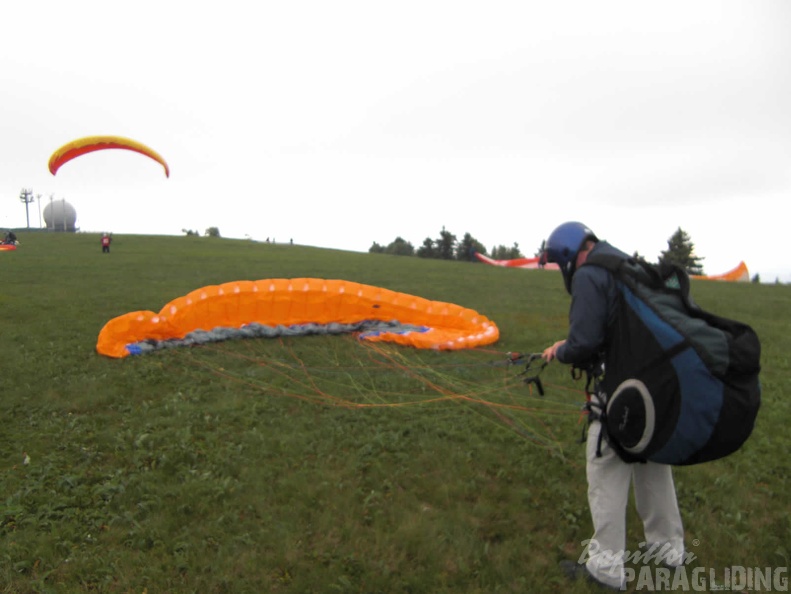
[541,221,686,591]
[101,233,112,253]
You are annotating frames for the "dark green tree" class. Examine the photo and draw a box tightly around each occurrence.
[436,226,456,260]
[491,242,523,260]
[416,237,436,258]
[455,232,486,261]
[658,227,704,275]
[205,227,221,237]
[384,236,415,256]
[368,241,385,254]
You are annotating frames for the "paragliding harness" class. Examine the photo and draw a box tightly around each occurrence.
[573,359,610,458]
[571,253,761,466]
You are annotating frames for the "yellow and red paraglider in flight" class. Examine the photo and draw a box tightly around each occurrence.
[48,135,170,177]
[96,278,500,358]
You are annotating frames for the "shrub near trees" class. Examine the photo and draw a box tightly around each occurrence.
[489,243,524,260]
[371,226,711,277]
[181,227,221,237]
[369,237,415,257]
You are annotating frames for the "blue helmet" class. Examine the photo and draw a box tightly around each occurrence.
[544,222,598,294]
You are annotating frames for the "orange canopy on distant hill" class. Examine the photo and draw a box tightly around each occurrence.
[474,252,559,270]
[476,251,750,282]
[692,261,750,282]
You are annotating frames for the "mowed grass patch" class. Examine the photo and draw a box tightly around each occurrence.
[1,231,789,593]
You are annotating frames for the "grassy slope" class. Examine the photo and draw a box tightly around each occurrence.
[1,232,788,593]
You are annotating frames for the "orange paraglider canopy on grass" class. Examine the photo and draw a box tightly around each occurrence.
[96,278,500,358]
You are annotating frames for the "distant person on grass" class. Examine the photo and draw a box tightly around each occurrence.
[101,233,112,253]
[541,222,686,591]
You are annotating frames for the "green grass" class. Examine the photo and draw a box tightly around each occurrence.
[1,232,789,593]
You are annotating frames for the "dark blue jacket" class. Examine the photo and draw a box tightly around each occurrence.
[556,241,630,366]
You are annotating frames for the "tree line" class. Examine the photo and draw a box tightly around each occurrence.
[369,227,527,262]
[370,226,707,276]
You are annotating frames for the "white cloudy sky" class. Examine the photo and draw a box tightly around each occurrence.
[2,1,790,281]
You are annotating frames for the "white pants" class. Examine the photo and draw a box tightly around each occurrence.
[584,420,685,590]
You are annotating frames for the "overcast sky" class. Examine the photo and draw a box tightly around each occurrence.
[3,1,790,281]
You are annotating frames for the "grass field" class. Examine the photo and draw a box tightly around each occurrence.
[1,232,789,593]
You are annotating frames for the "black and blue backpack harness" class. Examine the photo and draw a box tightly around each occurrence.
[576,253,761,466]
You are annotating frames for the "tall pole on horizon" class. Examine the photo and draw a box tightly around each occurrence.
[19,188,34,228]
